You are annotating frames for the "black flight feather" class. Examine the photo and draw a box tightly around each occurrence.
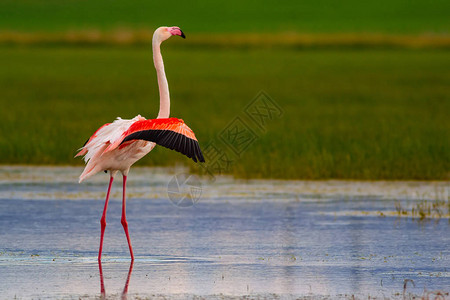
[121,129,205,163]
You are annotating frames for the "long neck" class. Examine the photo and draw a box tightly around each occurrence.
[152,37,170,119]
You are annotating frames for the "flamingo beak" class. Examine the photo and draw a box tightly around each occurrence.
[169,27,186,39]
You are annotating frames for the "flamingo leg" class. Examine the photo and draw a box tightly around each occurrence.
[99,175,114,261]
[121,175,135,260]
[98,259,106,298]
[121,260,134,299]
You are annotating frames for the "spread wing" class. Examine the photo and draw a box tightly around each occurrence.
[119,118,205,163]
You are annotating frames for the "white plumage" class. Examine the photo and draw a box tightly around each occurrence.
[81,115,145,163]
[78,115,156,183]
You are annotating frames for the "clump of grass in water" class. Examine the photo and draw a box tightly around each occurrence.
[395,200,408,216]
[395,195,450,221]
[412,199,446,220]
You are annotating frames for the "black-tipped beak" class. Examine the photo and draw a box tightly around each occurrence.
[180,30,186,39]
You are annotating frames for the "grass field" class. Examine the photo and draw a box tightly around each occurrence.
[0,0,448,179]
[0,0,449,33]
[0,46,448,179]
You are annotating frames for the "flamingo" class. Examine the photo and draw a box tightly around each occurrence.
[76,26,205,261]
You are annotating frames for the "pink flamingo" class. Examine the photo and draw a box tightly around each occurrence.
[76,26,205,261]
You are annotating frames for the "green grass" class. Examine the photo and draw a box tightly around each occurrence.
[0,0,449,33]
[0,46,448,179]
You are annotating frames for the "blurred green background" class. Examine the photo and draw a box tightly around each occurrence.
[0,0,449,179]
[0,0,449,33]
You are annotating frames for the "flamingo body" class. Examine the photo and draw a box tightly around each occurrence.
[77,116,204,182]
[77,115,154,182]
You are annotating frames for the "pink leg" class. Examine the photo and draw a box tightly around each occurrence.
[121,175,135,260]
[98,259,106,297]
[121,260,134,298]
[99,176,114,261]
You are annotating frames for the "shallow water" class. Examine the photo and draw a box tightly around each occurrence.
[0,166,449,299]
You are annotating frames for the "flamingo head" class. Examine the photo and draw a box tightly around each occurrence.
[154,26,186,43]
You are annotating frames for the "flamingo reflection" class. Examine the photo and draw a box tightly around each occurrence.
[98,260,134,299]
